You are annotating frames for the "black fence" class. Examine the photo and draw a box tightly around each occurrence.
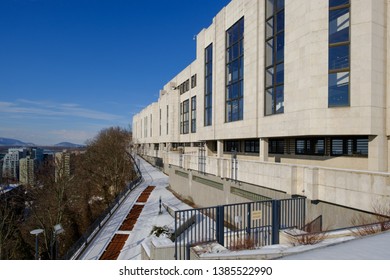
[62,154,143,260]
[174,197,306,260]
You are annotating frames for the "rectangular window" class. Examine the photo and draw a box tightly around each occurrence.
[245,140,259,153]
[140,119,143,138]
[205,44,213,126]
[159,108,161,136]
[226,17,244,122]
[331,137,368,156]
[180,99,189,134]
[144,116,148,138]
[191,96,197,133]
[224,140,240,153]
[295,138,325,155]
[185,79,189,92]
[166,105,169,135]
[269,139,284,154]
[150,114,152,137]
[191,74,197,88]
[265,0,285,115]
[179,79,190,94]
[328,0,350,107]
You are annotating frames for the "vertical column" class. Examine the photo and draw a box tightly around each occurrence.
[368,135,388,172]
[217,140,224,158]
[388,137,390,173]
[387,0,390,172]
[259,138,269,162]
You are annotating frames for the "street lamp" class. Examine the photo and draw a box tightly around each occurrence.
[30,228,44,260]
[51,224,64,260]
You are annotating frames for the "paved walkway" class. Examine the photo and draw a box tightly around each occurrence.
[79,157,189,260]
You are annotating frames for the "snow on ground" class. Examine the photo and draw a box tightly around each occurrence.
[79,156,192,260]
[80,157,390,260]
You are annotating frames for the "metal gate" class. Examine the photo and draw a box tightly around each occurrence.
[174,197,305,260]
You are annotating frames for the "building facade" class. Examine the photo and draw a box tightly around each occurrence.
[2,148,26,181]
[55,150,73,182]
[19,156,36,186]
[132,0,390,223]
[1,147,44,183]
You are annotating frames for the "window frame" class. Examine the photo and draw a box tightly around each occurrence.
[265,0,285,116]
[244,140,260,154]
[180,99,190,135]
[226,17,244,123]
[330,137,368,157]
[191,96,197,133]
[191,74,197,89]
[224,140,241,153]
[328,0,351,107]
[269,139,285,154]
[295,138,325,156]
[205,43,213,126]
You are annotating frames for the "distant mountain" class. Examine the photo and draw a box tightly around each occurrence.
[54,142,84,148]
[0,137,35,147]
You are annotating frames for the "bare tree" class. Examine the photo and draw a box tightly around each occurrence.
[0,190,15,259]
[79,127,134,206]
[0,187,26,259]
[351,199,390,236]
[1,127,137,259]
[23,157,76,259]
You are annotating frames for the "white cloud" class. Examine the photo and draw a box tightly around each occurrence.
[0,98,131,145]
[0,99,123,121]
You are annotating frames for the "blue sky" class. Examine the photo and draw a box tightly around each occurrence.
[0,0,231,145]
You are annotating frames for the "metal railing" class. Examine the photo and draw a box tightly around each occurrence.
[174,197,306,260]
[62,154,143,260]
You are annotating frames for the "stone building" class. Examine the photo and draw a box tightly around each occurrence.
[132,0,390,228]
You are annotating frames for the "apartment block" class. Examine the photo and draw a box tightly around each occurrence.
[55,150,73,182]
[2,148,26,181]
[19,156,36,186]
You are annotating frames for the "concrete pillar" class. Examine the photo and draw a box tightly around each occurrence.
[259,138,268,162]
[388,137,390,173]
[205,141,212,156]
[217,140,223,158]
[368,135,388,172]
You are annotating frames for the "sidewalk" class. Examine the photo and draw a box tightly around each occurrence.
[79,157,190,260]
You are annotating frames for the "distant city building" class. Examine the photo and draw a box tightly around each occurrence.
[19,156,36,186]
[55,150,74,182]
[1,147,44,183]
[2,148,26,181]
[28,147,44,163]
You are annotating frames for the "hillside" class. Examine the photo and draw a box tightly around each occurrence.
[0,137,35,147]
[54,142,84,148]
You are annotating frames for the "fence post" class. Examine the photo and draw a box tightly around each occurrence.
[174,211,178,260]
[186,243,191,260]
[271,200,281,245]
[246,203,251,236]
[216,206,224,247]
